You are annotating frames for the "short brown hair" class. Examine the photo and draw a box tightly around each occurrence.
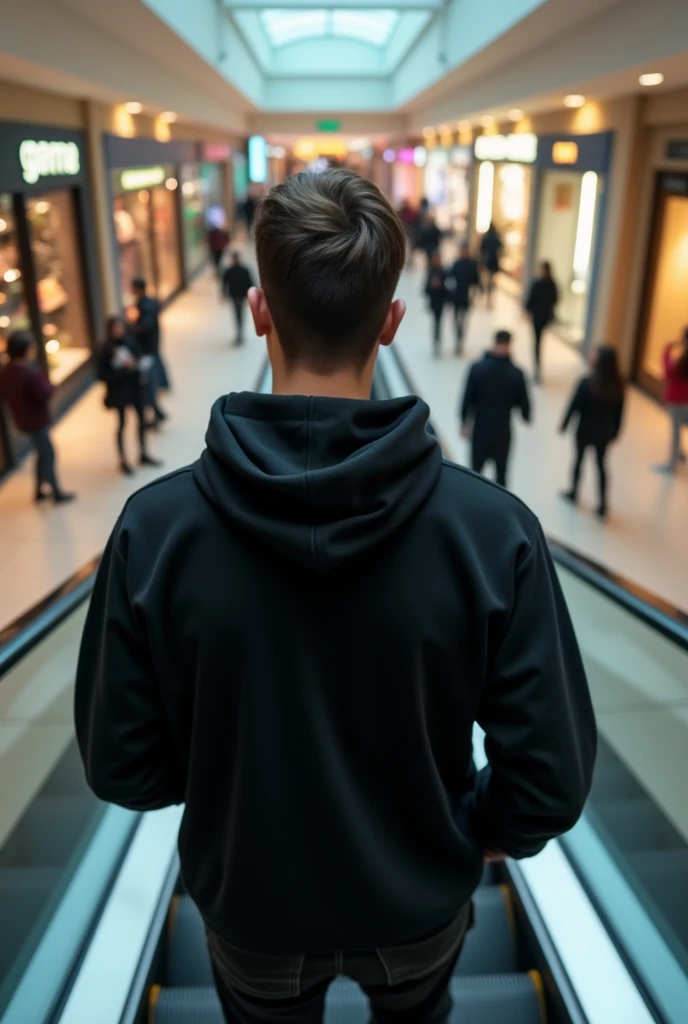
[254,170,406,372]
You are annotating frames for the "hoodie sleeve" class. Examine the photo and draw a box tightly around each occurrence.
[74,525,185,811]
[472,522,596,858]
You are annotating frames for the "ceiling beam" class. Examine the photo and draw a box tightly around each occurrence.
[224,0,442,10]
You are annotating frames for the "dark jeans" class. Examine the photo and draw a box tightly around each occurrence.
[532,319,548,377]
[472,440,510,488]
[454,304,468,350]
[116,403,146,464]
[430,305,443,348]
[29,426,60,497]
[208,903,472,1024]
[572,437,609,510]
[232,297,246,341]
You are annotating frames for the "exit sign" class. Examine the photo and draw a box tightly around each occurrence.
[316,120,341,133]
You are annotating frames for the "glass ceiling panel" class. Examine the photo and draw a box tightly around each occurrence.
[261,9,400,47]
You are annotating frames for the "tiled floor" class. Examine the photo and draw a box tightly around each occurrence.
[0,256,686,631]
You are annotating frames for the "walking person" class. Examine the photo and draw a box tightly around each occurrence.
[425,251,449,357]
[479,223,503,307]
[208,224,230,278]
[525,261,559,385]
[560,345,625,521]
[128,277,169,426]
[460,329,531,488]
[222,252,254,346]
[654,326,688,474]
[0,330,75,504]
[418,212,442,265]
[98,316,162,476]
[76,170,594,1024]
[449,243,480,354]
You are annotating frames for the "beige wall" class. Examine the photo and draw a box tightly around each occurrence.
[0,79,84,128]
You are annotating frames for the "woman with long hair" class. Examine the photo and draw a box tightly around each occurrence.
[655,326,688,474]
[560,345,625,520]
[98,316,162,475]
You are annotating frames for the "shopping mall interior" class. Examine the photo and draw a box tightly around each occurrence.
[0,1,687,1022]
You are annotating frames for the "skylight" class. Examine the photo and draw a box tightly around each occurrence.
[261,9,400,48]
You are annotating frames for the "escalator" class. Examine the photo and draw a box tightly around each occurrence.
[0,354,686,1024]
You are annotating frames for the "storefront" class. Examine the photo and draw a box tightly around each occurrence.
[472,133,538,286]
[530,133,612,347]
[0,122,100,474]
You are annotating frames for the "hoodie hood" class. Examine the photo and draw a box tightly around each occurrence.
[193,391,441,572]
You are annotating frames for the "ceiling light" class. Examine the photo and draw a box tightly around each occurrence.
[125,101,142,114]
[480,115,495,128]
[165,177,178,190]
[564,94,585,108]
[457,120,471,132]
[45,339,61,354]
[639,72,664,87]
[0,316,10,328]
[3,269,20,283]
[160,110,178,123]
[0,219,7,232]
[508,109,524,122]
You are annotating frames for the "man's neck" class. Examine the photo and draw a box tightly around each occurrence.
[272,367,372,400]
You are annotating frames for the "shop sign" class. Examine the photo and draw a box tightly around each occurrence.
[667,140,688,161]
[474,133,537,164]
[552,141,579,165]
[203,142,232,162]
[120,166,166,190]
[316,120,341,133]
[19,139,80,184]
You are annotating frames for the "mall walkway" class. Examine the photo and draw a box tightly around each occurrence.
[0,257,686,631]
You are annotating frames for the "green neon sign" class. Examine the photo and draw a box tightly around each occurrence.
[316,120,341,133]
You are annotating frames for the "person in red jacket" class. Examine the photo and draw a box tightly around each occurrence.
[0,330,75,503]
[655,327,688,474]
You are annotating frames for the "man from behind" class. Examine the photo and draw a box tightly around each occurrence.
[222,251,254,346]
[75,170,595,1024]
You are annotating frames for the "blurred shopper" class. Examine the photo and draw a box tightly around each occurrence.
[222,252,254,346]
[425,251,449,356]
[655,327,688,474]
[460,329,531,487]
[0,330,74,504]
[417,212,442,264]
[128,278,169,426]
[77,170,594,1024]
[449,243,480,354]
[208,224,230,277]
[98,316,162,476]
[479,223,503,307]
[525,261,559,384]
[560,345,625,520]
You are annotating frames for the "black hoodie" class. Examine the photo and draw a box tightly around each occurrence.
[75,391,595,954]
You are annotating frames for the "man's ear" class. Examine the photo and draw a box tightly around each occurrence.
[248,287,272,338]
[378,299,406,348]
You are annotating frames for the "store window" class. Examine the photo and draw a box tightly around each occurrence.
[180,164,207,276]
[113,168,182,308]
[493,164,532,283]
[114,191,155,308]
[151,183,181,302]
[0,194,31,356]
[26,191,90,384]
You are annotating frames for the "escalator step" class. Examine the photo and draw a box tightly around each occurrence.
[0,796,94,868]
[153,975,542,1024]
[167,885,517,988]
[592,797,685,852]
[590,762,646,801]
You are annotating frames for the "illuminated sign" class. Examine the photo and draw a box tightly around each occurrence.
[293,138,348,161]
[19,140,80,184]
[552,141,579,165]
[316,120,341,133]
[120,166,166,191]
[474,133,537,163]
[248,136,267,183]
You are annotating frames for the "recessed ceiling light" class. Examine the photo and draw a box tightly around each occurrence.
[639,72,664,87]
[564,94,586,108]
[125,101,142,114]
[508,109,524,122]
[160,110,178,123]
[457,120,471,132]
[480,115,495,128]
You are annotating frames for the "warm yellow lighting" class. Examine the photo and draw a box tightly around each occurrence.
[125,101,142,114]
[138,190,150,203]
[45,339,61,354]
[564,94,586,108]
[0,316,10,328]
[476,160,495,234]
[422,127,436,139]
[3,269,20,283]
[552,141,579,165]
[573,172,598,277]
[160,110,178,122]
[154,118,171,143]
[639,72,664,87]
[42,323,58,335]
[165,177,178,190]
[34,200,51,215]
[0,219,7,232]
[508,109,524,122]
[182,181,195,197]
[113,106,136,138]
[457,120,471,132]
[293,137,348,160]
[480,115,495,128]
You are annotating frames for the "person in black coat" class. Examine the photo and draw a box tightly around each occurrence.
[128,277,169,425]
[98,316,162,475]
[479,223,503,307]
[425,252,449,356]
[560,345,625,520]
[449,243,480,354]
[222,252,254,346]
[460,330,531,487]
[525,261,559,384]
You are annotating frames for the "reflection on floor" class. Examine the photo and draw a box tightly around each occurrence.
[393,259,688,613]
[0,257,686,632]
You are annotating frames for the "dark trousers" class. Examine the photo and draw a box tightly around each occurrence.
[532,319,548,378]
[454,304,468,350]
[572,438,609,510]
[211,249,224,277]
[232,297,246,342]
[472,439,510,488]
[430,305,443,348]
[116,403,146,465]
[29,427,60,497]
[208,903,472,1024]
